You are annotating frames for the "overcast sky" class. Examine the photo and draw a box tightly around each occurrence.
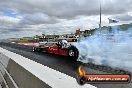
[0,0,132,39]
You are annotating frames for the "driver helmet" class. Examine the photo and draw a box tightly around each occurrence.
[62,40,68,44]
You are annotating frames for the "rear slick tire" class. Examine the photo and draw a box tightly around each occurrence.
[68,46,79,61]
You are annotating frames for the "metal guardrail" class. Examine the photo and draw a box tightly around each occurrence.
[0,71,9,88]
[0,60,19,88]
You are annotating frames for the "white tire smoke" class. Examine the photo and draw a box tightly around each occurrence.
[74,26,132,72]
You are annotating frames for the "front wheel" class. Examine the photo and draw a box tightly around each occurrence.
[33,47,36,52]
[33,47,41,52]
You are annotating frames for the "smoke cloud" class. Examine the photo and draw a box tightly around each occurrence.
[74,26,132,72]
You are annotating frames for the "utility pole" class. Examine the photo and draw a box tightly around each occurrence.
[99,0,102,30]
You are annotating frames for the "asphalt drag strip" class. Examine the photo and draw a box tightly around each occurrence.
[0,42,132,88]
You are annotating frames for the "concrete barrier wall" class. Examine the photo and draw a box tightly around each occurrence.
[6,59,50,88]
[0,53,50,88]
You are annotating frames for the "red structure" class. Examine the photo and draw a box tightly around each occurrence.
[76,29,80,33]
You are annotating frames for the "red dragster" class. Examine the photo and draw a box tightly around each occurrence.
[32,40,79,61]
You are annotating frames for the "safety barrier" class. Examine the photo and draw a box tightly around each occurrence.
[0,58,19,88]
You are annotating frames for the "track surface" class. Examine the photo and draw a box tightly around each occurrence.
[0,42,132,88]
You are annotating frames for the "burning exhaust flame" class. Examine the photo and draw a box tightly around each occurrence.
[78,66,86,76]
[74,25,132,72]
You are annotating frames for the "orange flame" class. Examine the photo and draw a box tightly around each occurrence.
[78,66,86,76]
